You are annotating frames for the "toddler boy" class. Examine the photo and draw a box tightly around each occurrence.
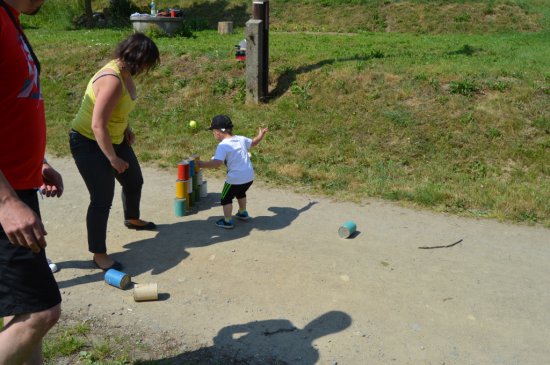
[198,115,268,228]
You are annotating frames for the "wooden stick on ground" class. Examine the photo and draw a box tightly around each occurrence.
[418,239,463,250]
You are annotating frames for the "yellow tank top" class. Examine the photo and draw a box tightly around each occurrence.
[71,60,135,144]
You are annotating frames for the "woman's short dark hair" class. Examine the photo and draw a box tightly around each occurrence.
[114,33,160,76]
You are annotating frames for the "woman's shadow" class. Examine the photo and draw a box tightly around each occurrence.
[148,310,352,364]
[56,200,317,289]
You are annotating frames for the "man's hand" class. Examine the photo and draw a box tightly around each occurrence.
[40,161,64,197]
[0,197,47,253]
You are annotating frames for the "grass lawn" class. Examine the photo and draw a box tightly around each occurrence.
[25,26,550,226]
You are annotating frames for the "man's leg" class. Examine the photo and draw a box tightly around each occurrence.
[0,304,61,365]
[24,339,44,365]
[0,191,62,365]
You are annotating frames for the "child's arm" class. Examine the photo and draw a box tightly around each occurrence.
[198,159,224,169]
[251,127,268,147]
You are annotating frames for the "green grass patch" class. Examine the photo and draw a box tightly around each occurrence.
[18,0,549,230]
[31,26,550,226]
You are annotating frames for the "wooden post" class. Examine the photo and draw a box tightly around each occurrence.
[217,21,233,34]
[252,0,269,99]
[245,19,264,104]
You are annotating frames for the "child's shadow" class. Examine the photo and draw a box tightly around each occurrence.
[56,201,317,288]
[147,310,352,364]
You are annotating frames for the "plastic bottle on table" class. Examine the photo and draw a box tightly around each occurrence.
[150,1,157,16]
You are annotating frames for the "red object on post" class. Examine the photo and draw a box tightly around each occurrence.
[170,9,176,17]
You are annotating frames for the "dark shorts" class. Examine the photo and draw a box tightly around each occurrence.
[220,181,253,206]
[0,190,62,317]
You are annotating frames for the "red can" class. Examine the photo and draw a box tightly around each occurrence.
[177,161,189,180]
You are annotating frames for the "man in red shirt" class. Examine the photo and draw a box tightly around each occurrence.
[0,0,65,363]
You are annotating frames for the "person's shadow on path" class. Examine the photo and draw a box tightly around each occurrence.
[56,200,317,289]
[147,311,352,365]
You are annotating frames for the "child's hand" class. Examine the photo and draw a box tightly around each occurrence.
[252,127,268,147]
[258,127,268,137]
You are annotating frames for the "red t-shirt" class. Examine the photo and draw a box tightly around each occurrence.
[0,3,46,189]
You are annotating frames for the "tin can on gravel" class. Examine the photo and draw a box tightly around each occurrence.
[133,283,158,302]
[104,269,131,289]
[338,220,357,238]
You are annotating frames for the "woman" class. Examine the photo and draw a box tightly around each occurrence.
[70,33,160,271]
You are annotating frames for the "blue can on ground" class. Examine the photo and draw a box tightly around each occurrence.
[104,268,131,289]
[338,220,357,238]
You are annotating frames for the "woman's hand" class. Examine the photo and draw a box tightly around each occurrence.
[125,127,135,145]
[110,156,129,174]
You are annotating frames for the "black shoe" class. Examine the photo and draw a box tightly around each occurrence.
[124,220,157,231]
[93,259,122,271]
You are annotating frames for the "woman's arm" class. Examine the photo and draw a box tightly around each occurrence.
[91,73,129,173]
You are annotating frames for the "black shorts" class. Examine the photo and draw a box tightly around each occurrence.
[0,190,61,317]
[220,181,253,206]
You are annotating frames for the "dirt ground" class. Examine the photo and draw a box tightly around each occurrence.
[41,156,550,365]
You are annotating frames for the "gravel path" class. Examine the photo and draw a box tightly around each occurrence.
[42,156,550,364]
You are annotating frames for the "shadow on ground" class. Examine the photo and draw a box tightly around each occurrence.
[269,54,383,100]
[56,200,317,289]
[145,311,352,365]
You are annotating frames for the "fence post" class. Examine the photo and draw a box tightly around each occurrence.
[245,19,264,104]
[252,0,269,99]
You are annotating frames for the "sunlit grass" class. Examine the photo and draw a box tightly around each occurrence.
[29,25,550,227]
[14,1,547,237]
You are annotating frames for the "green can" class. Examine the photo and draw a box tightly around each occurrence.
[338,220,357,238]
[174,198,186,217]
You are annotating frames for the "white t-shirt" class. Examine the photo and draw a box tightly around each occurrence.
[213,135,254,184]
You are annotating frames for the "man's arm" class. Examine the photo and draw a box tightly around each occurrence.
[0,171,46,253]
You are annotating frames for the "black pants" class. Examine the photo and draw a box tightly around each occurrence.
[0,190,61,317]
[69,130,143,254]
[220,181,253,206]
